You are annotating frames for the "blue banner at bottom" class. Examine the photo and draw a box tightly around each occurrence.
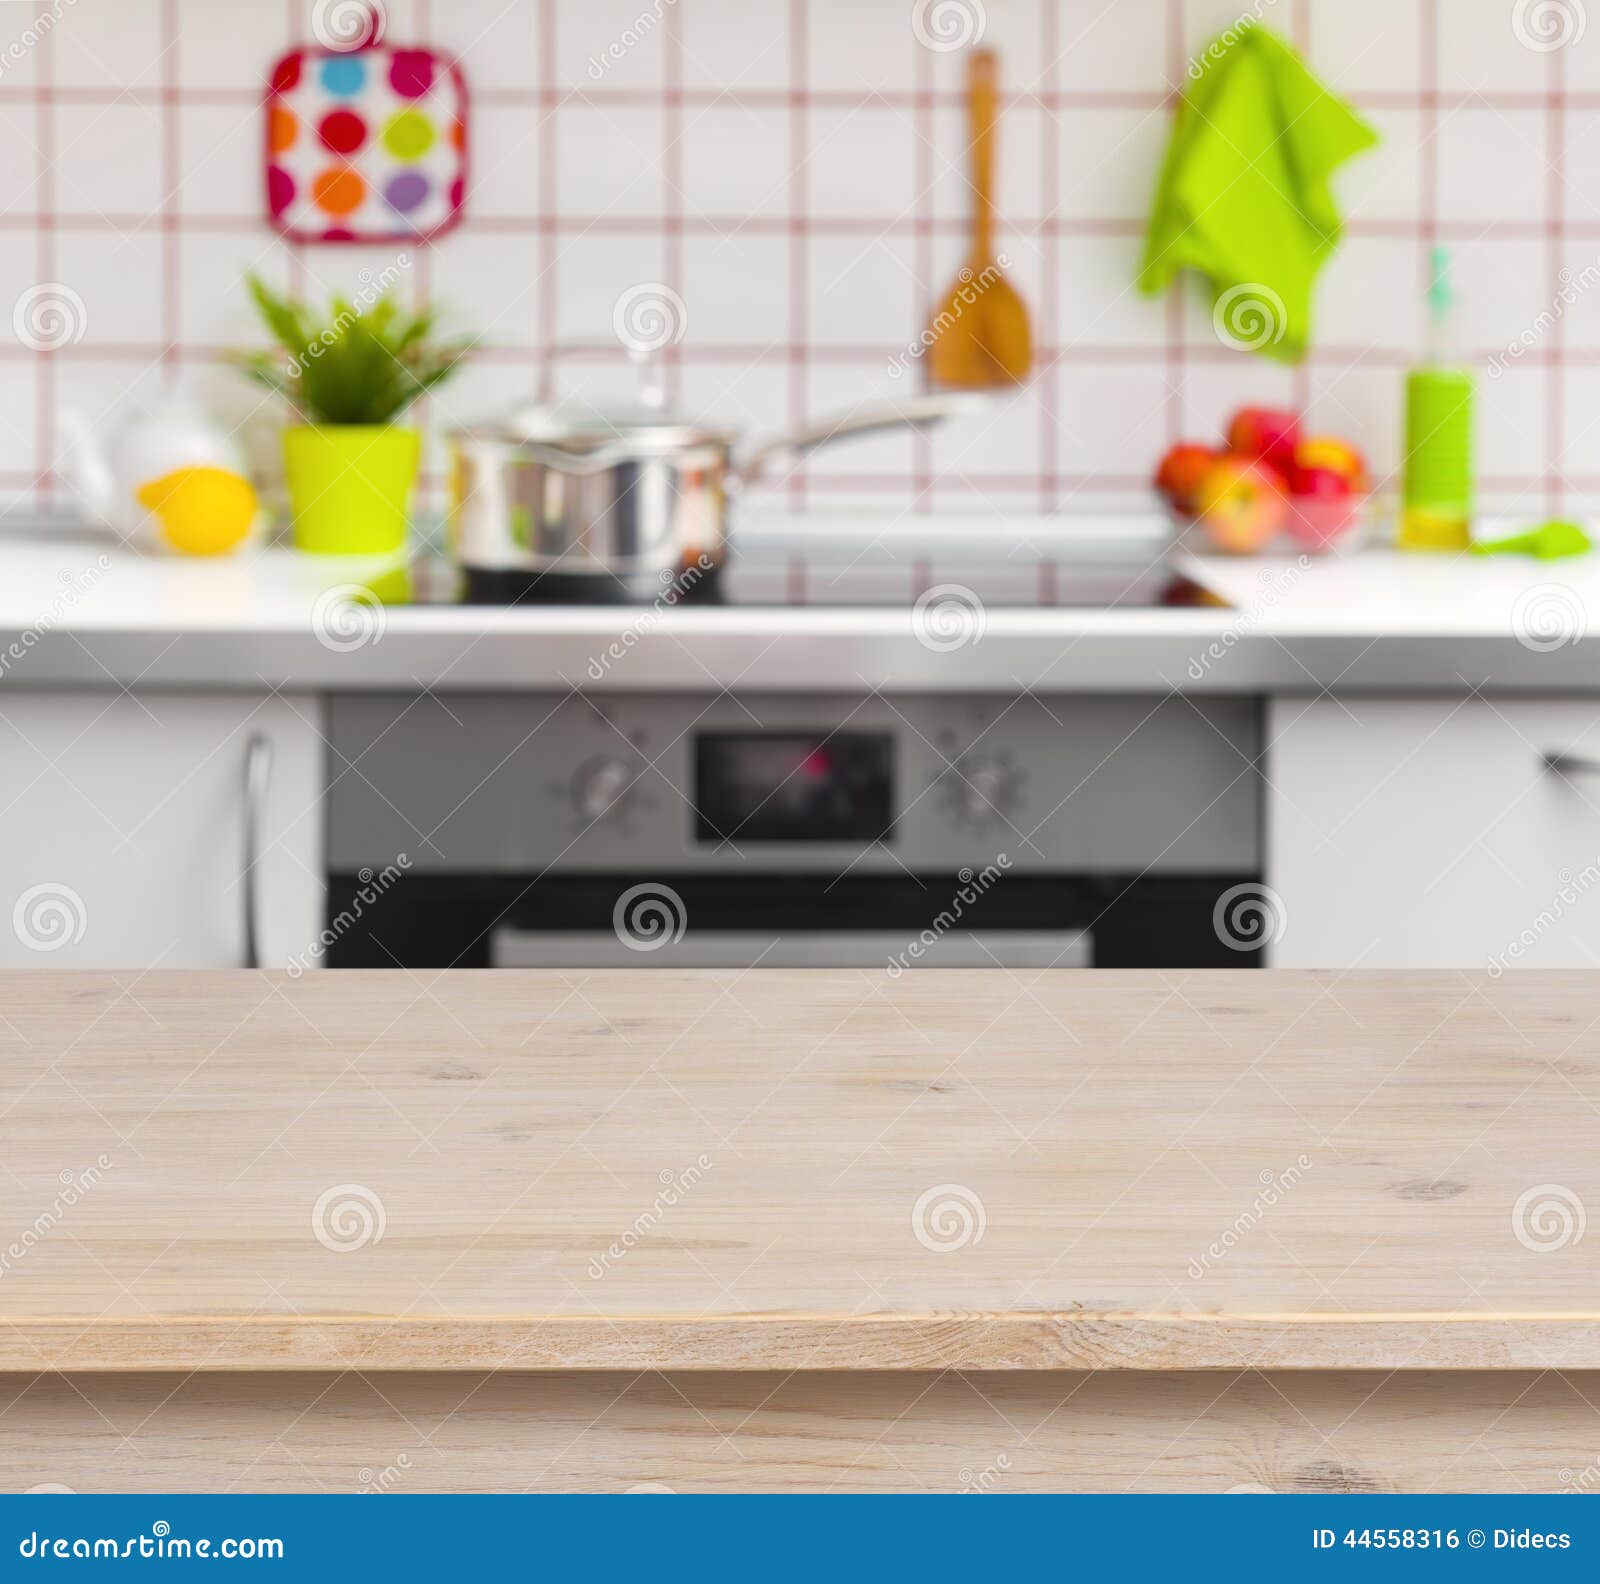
[0,1496,1594,1579]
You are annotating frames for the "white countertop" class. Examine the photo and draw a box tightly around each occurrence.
[0,512,1595,694]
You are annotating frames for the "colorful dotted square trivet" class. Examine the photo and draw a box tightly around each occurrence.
[265,42,469,244]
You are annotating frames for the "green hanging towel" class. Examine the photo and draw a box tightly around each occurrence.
[1138,25,1378,363]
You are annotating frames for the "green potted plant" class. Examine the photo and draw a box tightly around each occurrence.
[234,275,473,555]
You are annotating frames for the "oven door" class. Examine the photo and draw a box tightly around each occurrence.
[322,871,1252,969]
[489,928,1091,969]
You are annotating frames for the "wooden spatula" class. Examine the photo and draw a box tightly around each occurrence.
[929,49,1032,389]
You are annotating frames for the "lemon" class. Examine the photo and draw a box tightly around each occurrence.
[135,467,258,556]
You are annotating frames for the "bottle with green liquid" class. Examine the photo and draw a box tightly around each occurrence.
[1400,246,1475,551]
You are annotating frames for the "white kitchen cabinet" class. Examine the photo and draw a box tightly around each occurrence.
[0,692,324,969]
[1268,696,1600,970]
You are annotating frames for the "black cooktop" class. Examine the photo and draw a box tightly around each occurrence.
[449,562,1228,611]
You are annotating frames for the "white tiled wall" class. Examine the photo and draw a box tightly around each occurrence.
[2,0,1597,517]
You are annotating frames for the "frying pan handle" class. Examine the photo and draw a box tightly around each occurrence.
[737,393,990,485]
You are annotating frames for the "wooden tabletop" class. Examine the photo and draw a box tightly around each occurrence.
[3,969,1599,1373]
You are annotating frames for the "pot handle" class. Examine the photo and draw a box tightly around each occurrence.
[736,393,990,485]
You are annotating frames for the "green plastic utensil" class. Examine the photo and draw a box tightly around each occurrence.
[1470,521,1594,561]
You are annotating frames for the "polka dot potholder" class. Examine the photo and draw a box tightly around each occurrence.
[265,42,468,243]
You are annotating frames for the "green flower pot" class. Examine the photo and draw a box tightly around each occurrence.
[283,425,421,555]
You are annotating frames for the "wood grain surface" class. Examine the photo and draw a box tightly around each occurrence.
[2,969,1597,1372]
[1,1370,1595,1494]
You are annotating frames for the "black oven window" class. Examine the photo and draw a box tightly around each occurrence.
[694,733,894,843]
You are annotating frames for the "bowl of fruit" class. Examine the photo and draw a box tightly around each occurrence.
[1154,408,1370,557]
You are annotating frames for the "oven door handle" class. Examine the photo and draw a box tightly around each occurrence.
[489,928,1091,970]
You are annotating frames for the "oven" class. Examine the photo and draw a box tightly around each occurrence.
[322,692,1262,970]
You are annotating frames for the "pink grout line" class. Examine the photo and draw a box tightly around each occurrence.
[0,84,1591,113]
[787,0,808,509]
[1290,0,1311,423]
[416,0,435,310]
[1162,0,1183,451]
[538,0,557,365]
[4,342,1576,368]
[286,0,306,297]
[15,213,1592,242]
[1040,0,1060,515]
[912,18,933,513]
[34,13,55,498]
[1547,40,1567,517]
[663,0,684,408]
[1419,0,1438,278]
[160,0,180,373]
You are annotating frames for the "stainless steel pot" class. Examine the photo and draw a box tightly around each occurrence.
[446,389,985,603]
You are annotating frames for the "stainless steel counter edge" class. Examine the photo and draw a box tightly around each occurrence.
[1,620,1596,692]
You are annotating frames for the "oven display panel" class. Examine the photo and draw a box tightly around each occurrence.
[694,734,894,843]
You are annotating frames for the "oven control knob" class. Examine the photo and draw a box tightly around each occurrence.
[573,757,635,821]
[952,756,1015,823]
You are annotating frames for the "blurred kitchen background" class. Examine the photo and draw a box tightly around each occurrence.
[0,0,1597,979]
[0,0,1592,519]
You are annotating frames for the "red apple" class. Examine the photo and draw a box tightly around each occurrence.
[1289,463,1353,501]
[1154,442,1220,512]
[1226,406,1301,475]
[1193,457,1288,554]
[1293,435,1369,491]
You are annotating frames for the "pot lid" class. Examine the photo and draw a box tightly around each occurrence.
[475,391,737,452]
